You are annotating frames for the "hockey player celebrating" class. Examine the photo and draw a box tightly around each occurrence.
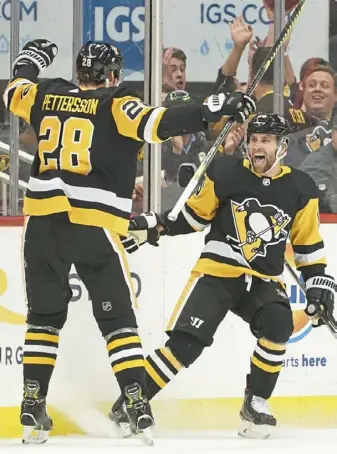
[3,39,255,444]
[112,113,335,439]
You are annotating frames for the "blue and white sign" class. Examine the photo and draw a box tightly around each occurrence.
[83,0,145,80]
[162,0,329,82]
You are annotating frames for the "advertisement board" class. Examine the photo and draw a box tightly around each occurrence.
[0,0,329,84]
[82,0,328,82]
[1,220,337,437]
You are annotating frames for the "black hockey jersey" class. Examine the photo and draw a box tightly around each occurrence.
[4,76,206,235]
[164,155,326,284]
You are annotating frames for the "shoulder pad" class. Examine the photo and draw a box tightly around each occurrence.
[208,153,241,179]
[111,84,144,101]
[291,167,318,199]
[38,78,74,91]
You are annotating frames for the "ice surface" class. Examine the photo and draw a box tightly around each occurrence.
[1,429,336,454]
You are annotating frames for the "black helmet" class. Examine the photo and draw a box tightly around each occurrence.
[247,113,290,137]
[76,41,124,85]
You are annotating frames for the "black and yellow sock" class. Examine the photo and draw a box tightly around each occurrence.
[250,337,286,399]
[144,347,183,400]
[106,329,145,390]
[23,326,59,397]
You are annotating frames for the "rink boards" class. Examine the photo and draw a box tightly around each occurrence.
[1,217,337,437]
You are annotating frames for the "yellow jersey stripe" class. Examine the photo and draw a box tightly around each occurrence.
[24,197,129,236]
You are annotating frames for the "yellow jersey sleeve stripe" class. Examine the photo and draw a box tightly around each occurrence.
[184,176,219,229]
[112,96,168,143]
[143,107,167,143]
[290,199,323,247]
[3,78,38,124]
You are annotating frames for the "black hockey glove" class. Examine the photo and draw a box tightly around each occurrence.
[304,275,336,327]
[202,92,256,124]
[13,39,58,75]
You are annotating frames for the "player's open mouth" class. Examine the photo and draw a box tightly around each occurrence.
[176,80,184,89]
[253,154,265,164]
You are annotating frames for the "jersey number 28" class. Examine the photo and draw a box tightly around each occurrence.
[38,116,93,175]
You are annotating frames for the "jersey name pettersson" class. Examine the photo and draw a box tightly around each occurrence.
[42,95,99,115]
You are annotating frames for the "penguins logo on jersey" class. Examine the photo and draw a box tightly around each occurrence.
[226,198,291,262]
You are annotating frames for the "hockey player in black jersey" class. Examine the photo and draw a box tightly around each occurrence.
[3,39,255,444]
[112,113,335,439]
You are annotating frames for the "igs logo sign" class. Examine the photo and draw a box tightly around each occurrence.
[83,0,145,76]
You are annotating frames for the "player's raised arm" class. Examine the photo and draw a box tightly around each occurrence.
[3,39,58,123]
[112,90,255,143]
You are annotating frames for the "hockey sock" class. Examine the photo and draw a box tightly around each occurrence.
[106,330,145,390]
[23,326,59,397]
[250,337,286,399]
[144,347,183,399]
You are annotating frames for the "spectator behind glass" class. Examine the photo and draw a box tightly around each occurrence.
[285,67,337,169]
[301,65,337,121]
[251,48,314,133]
[290,57,330,108]
[161,90,210,209]
[162,47,187,103]
[299,115,337,213]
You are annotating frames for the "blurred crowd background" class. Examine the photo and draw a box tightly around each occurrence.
[0,0,337,215]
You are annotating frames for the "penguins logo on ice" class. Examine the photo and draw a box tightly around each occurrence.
[227,198,291,262]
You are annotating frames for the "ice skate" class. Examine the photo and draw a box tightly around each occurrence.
[238,390,276,439]
[109,394,133,438]
[110,383,154,445]
[20,379,53,444]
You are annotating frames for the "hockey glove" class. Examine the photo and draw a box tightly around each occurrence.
[129,211,159,232]
[304,275,335,327]
[202,92,256,124]
[13,39,58,75]
[121,212,163,254]
[120,234,141,254]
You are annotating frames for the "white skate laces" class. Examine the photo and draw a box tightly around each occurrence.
[251,395,272,415]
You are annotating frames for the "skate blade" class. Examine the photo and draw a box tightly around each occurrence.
[137,415,154,446]
[22,426,49,444]
[141,427,154,446]
[238,419,271,439]
[119,422,133,438]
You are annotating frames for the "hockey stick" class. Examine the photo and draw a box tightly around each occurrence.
[285,260,337,338]
[168,0,308,222]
